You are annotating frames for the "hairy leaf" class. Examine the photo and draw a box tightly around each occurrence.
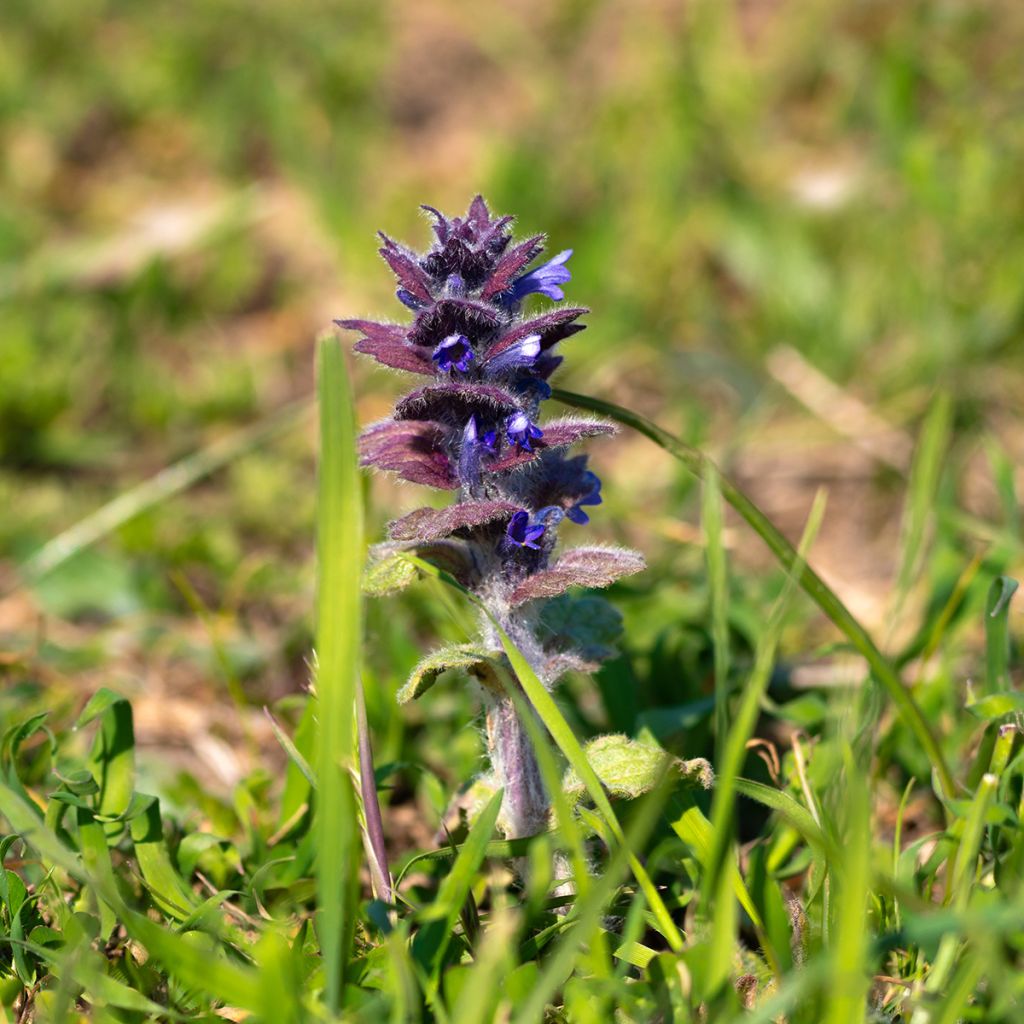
[408,298,501,348]
[563,735,713,803]
[351,333,435,375]
[358,419,456,489]
[485,308,588,357]
[388,500,520,542]
[378,234,433,302]
[362,550,419,596]
[480,234,546,298]
[394,382,520,425]
[397,643,502,704]
[488,419,616,473]
[510,547,645,606]
[539,594,624,663]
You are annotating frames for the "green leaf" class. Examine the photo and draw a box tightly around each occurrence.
[965,691,1024,721]
[562,735,712,803]
[85,690,135,836]
[538,594,623,663]
[363,549,419,596]
[129,795,199,921]
[397,643,500,704]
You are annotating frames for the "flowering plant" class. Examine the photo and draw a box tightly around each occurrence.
[340,197,648,838]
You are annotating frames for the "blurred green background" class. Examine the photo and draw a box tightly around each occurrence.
[1,0,1022,808]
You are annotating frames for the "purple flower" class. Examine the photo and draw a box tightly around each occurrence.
[506,510,545,550]
[566,471,602,524]
[458,415,498,486]
[506,411,544,451]
[502,250,573,305]
[397,288,428,311]
[432,333,474,373]
[445,273,467,297]
[484,334,542,374]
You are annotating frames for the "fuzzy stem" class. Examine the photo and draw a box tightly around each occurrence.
[484,688,549,839]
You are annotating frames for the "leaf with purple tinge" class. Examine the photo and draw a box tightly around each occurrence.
[487,419,616,473]
[335,319,406,344]
[378,235,434,302]
[408,298,502,348]
[483,308,587,360]
[480,234,546,299]
[358,420,456,489]
[388,500,520,542]
[394,382,521,424]
[350,334,435,375]
[509,546,645,606]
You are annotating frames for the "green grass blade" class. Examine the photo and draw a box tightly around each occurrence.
[488,617,685,954]
[412,788,503,987]
[510,777,673,1024]
[664,791,763,928]
[315,336,364,1011]
[0,778,262,1010]
[824,743,872,1024]
[984,576,1019,696]
[703,488,825,997]
[703,465,731,759]
[551,387,955,797]
[130,795,200,920]
[732,778,837,861]
[893,392,952,606]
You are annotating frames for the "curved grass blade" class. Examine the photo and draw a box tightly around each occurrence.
[551,387,955,798]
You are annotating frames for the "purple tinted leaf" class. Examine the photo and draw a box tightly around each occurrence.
[394,382,521,424]
[486,419,616,473]
[350,335,435,375]
[378,235,433,302]
[480,235,546,299]
[467,195,491,229]
[509,546,645,606]
[335,319,406,344]
[408,298,501,348]
[389,500,520,542]
[421,205,451,243]
[358,420,456,489]
[483,308,587,363]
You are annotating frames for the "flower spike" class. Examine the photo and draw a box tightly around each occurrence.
[342,198,644,840]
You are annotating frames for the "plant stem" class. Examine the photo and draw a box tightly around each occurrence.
[484,689,549,838]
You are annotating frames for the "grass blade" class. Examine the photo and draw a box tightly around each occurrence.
[703,465,731,759]
[315,336,364,1010]
[411,789,503,987]
[551,387,955,798]
[984,575,1019,696]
